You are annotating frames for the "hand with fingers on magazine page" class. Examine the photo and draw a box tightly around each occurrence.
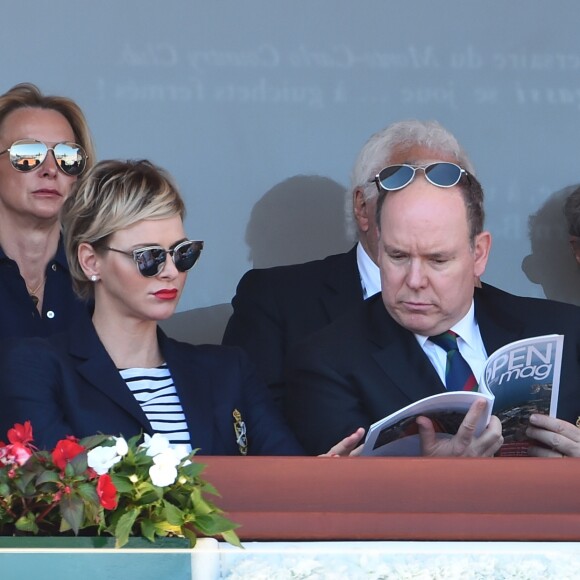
[362,334,564,456]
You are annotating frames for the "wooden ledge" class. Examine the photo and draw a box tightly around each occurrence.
[202,456,580,541]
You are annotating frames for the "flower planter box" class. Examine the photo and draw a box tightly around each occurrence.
[0,536,213,580]
[0,535,189,549]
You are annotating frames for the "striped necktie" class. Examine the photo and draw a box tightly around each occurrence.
[429,331,478,391]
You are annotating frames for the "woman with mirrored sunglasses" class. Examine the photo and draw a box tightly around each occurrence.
[0,83,95,340]
[0,158,363,457]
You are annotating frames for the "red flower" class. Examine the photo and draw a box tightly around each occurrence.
[52,438,85,470]
[7,421,34,446]
[6,442,32,466]
[97,474,118,510]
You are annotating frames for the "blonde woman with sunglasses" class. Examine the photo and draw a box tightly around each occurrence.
[0,159,364,456]
[0,83,95,339]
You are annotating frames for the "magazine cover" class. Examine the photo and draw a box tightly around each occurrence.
[482,334,564,456]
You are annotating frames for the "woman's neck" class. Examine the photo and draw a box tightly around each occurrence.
[0,215,61,313]
[0,214,61,271]
[92,308,164,369]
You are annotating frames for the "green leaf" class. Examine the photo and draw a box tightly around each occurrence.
[180,462,205,479]
[201,481,220,497]
[60,494,84,535]
[127,433,142,449]
[79,434,113,449]
[182,525,197,548]
[190,488,213,515]
[162,501,184,526]
[114,508,139,548]
[221,529,243,548]
[14,470,37,493]
[15,513,39,534]
[140,518,156,543]
[36,470,61,485]
[69,452,89,476]
[110,474,135,494]
[77,482,99,505]
[153,521,181,535]
[136,484,163,505]
[195,513,239,536]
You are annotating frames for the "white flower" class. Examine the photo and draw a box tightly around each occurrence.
[87,445,123,475]
[149,450,180,487]
[114,436,129,457]
[87,437,128,475]
[142,433,171,457]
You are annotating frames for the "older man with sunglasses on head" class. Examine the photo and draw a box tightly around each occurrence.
[285,121,580,458]
[223,120,479,413]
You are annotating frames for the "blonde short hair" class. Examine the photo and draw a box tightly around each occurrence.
[62,159,186,300]
[0,82,96,169]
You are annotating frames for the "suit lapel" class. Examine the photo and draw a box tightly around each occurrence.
[320,246,364,321]
[68,318,153,431]
[474,285,525,356]
[159,331,215,453]
[363,286,528,407]
[366,297,446,403]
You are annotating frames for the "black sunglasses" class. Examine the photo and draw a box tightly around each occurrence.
[369,162,467,193]
[104,240,204,278]
[0,139,88,176]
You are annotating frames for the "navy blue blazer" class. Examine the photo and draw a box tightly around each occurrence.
[0,316,303,455]
[286,284,580,454]
[223,246,363,406]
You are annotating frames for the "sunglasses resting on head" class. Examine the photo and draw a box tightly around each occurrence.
[104,239,204,278]
[369,162,467,193]
[0,139,88,177]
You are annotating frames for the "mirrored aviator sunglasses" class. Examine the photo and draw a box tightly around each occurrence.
[0,139,88,176]
[371,162,466,192]
[129,240,204,278]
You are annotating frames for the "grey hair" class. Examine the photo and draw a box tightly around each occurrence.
[345,120,475,240]
[564,185,580,237]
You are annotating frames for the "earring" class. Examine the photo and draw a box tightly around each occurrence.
[90,275,98,282]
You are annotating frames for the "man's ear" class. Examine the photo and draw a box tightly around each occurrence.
[473,231,492,277]
[78,242,100,280]
[353,188,370,233]
[570,239,580,266]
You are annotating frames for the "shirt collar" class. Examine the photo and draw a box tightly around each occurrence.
[415,301,477,347]
[53,235,70,271]
[356,242,381,299]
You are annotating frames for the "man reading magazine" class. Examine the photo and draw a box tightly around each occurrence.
[285,125,580,457]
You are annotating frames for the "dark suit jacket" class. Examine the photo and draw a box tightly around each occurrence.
[222,246,364,406]
[286,284,580,455]
[0,317,303,455]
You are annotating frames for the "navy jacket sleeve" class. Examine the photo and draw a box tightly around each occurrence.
[222,269,286,395]
[0,337,74,447]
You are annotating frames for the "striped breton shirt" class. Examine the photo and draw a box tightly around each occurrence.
[119,364,192,451]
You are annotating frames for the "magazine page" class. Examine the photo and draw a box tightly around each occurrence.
[482,334,564,457]
[361,391,494,457]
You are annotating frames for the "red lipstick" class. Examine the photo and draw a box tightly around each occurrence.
[154,289,178,300]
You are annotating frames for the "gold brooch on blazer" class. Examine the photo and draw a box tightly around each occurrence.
[233,409,248,456]
[576,416,580,429]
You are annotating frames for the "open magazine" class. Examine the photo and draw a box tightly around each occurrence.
[361,334,564,457]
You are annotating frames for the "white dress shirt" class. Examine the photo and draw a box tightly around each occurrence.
[356,242,381,299]
[415,302,489,388]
